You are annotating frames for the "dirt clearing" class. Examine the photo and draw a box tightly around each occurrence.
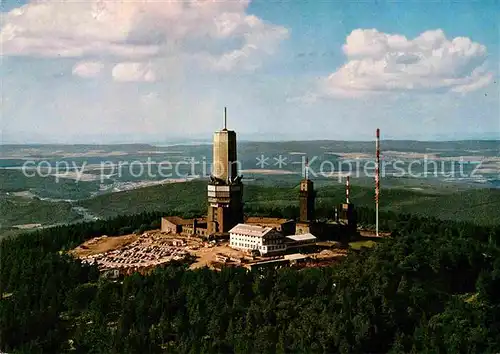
[71,234,139,258]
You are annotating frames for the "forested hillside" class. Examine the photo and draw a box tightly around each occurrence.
[3,178,499,238]
[1,206,500,353]
[77,181,500,226]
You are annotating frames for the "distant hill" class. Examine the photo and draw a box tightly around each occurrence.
[76,180,500,226]
[1,179,498,239]
[1,140,499,236]
[2,139,499,155]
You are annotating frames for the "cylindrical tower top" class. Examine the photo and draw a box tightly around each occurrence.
[212,108,238,183]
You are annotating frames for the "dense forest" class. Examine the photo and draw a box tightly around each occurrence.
[1,203,500,353]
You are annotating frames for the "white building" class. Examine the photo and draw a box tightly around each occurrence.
[229,223,286,255]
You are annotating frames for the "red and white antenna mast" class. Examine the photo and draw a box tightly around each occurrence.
[346,175,350,204]
[375,128,380,236]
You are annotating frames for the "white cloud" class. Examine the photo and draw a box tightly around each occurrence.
[318,29,492,98]
[112,62,156,82]
[72,61,104,78]
[204,16,288,72]
[0,0,288,77]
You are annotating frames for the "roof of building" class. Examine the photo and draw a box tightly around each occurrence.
[162,216,193,225]
[229,223,276,237]
[284,253,309,261]
[286,233,317,242]
[296,222,312,227]
[245,217,293,226]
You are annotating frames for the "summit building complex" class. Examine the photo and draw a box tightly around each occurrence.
[161,107,358,255]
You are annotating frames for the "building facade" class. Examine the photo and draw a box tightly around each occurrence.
[161,217,209,237]
[229,223,286,255]
[161,216,191,234]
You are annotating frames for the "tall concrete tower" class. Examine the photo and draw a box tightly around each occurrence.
[207,108,244,235]
[299,158,315,223]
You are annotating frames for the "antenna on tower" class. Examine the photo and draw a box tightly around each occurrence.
[305,157,309,180]
[223,107,227,130]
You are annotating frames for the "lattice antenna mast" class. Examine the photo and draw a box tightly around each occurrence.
[346,175,350,204]
[375,128,380,236]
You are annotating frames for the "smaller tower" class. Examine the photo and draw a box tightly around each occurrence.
[299,157,315,223]
[338,175,357,233]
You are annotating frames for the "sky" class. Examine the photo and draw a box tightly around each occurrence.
[1,0,499,143]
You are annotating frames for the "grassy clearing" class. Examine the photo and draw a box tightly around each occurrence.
[349,240,377,250]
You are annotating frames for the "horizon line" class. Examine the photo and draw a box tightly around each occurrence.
[2,137,500,146]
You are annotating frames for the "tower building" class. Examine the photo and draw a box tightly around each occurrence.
[299,158,315,223]
[337,176,357,233]
[207,108,244,235]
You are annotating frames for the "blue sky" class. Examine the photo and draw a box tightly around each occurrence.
[1,0,498,143]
